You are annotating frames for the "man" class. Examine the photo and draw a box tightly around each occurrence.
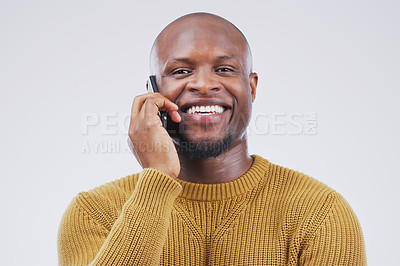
[58,12,366,265]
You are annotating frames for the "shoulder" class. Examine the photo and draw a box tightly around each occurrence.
[70,172,141,230]
[258,155,337,208]
[255,155,360,242]
[254,155,351,226]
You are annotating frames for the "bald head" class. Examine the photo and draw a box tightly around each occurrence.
[150,12,253,76]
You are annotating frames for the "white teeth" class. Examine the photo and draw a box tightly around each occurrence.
[185,105,226,114]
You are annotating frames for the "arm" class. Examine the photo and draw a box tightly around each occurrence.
[59,90,182,264]
[299,193,367,265]
[58,168,182,265]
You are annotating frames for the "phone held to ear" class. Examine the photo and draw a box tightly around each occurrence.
[148,75,180,137]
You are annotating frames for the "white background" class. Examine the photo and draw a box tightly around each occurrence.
[1,1,399,265]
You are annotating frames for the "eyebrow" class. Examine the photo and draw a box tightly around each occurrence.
[167,55,239,65]
[167,58,193,64]
[215,55,238,61]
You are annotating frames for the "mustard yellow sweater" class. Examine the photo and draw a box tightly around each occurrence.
[58,155,366,265]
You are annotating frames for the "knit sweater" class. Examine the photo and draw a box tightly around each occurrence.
[58,155,366,265]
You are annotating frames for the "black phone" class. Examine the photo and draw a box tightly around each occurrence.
[148,75,180,137]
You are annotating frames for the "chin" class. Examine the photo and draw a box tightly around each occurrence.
[181,134,223,144]
[174,134,233,160]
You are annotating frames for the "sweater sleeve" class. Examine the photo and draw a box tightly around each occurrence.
[299,192,367,265]
[58,168,182,265]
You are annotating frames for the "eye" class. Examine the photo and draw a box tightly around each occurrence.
[171,69,191,75]
[216,67,234,73]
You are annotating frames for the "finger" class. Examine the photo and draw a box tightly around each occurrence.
[155,97,179,113]
[141,97,179,118]
[131,93,178,118]
[168,110,181,123]
[130,93,150,117]
[139,98,163,122]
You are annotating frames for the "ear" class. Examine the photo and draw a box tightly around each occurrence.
[249,72,258,103]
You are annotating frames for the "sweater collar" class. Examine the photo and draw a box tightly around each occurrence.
[176,155,270,201]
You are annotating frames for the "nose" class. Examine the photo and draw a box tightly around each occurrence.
[186,70,222,94]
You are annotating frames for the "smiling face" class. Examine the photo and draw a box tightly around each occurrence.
[151,14,258,159]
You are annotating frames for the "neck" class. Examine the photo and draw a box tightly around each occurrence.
[177,135,253,184]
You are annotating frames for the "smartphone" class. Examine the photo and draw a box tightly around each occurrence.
[148,75,180,137]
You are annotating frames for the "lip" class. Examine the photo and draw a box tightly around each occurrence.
[180,98,232,113]
[178,98,233,126]
[180,108,231,125]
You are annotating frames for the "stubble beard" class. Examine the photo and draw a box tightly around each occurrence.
[174,133,233,160]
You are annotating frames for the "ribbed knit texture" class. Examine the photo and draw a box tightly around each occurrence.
[58,155,366,265]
